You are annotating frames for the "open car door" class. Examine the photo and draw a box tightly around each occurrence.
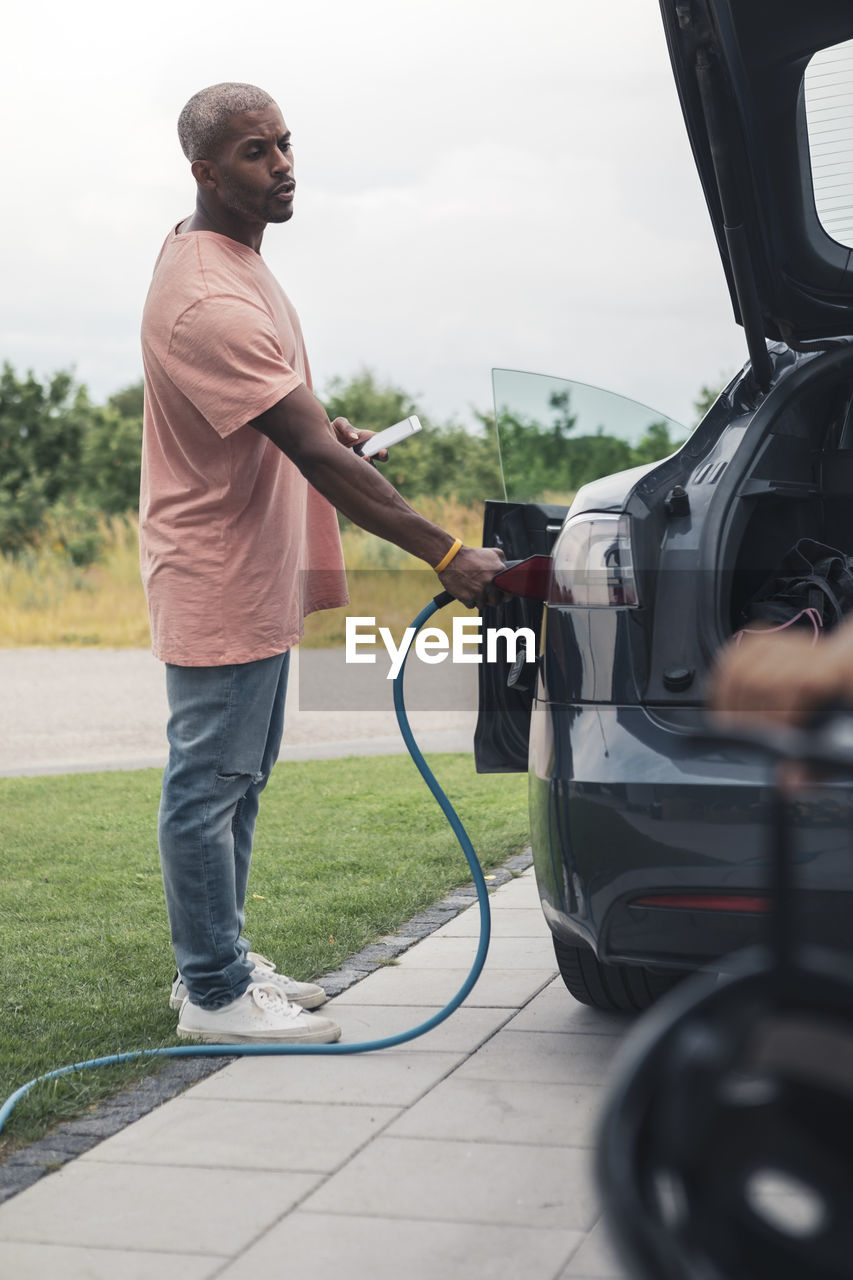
[474,368,687,772]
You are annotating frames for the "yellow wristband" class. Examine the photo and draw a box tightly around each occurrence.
[433,538,463,574]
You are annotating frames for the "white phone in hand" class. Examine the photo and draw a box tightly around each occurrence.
[358,415,422,458]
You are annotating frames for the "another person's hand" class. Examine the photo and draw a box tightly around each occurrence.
[709,621,853,727]
[438,546,508,609]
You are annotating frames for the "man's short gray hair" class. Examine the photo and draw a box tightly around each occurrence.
[177,83,276,162]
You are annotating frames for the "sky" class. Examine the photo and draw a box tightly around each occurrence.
[0,0,751,433]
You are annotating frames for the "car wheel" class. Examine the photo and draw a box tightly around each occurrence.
[553,937,687,1013]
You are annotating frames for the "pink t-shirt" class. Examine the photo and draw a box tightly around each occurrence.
[139,225,347,666]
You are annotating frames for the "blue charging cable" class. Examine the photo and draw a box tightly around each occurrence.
[0,592,491,1135]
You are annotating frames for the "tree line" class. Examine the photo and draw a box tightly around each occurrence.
[0,362,715,566]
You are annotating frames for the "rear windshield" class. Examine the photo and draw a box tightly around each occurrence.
[805,38,853,250]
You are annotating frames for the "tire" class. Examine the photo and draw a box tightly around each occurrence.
[553,937,688,1013]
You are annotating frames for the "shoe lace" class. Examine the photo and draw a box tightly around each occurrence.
[249,953,304,986]
[248,982,301,1019]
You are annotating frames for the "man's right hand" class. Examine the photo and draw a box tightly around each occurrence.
[437,546,508,609]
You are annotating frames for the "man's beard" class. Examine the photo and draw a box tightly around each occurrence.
[220,175,290,224]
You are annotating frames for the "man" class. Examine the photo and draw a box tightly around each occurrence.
[140,82,505,1045]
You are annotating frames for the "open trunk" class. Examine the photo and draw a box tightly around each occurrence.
[716,348,853,639]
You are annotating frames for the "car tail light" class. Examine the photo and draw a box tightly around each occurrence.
[632,894,771,913]
[550,514,638,607]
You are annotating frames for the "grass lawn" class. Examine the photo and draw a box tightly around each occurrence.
[0,754,528,1153]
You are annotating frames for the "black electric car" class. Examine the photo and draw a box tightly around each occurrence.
[475,0,853,1011]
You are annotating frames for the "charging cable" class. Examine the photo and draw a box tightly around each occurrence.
[0,591,490,1135]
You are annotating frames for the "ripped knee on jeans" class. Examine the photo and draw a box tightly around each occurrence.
[216,769,265,789]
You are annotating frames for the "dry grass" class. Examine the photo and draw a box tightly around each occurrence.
[304,496,489,645]
[0,517,150,648]
[0,498,497,649]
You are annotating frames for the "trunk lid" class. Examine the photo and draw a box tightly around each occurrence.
[659,0,853,385]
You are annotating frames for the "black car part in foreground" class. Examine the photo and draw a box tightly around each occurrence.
[597,713,853,1280]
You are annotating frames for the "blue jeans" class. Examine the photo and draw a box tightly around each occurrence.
[158,651,290,1009]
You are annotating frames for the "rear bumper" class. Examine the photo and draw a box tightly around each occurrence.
[529,702,853,970]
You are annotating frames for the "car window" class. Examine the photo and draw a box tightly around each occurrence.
[491,368,687,504]
[804,38,853,251]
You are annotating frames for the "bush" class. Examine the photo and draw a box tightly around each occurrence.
[0,361,686,571]
[0,364,142,558]
[41,499,105,568]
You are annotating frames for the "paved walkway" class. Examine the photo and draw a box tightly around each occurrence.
[0,647,633,1279]
[0,871,632,1279]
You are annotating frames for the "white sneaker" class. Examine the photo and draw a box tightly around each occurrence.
[176,982,342,1044]
[169,951,327,1011]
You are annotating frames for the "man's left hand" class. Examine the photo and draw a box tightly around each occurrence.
[331,417,388,461]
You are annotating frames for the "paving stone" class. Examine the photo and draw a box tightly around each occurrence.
[50,1110,141,1139]
[438,890,478,907]
[326,1002,514,1054]
[0,1056,234,1203]
[393,934,556,970]
[330,963,555,1008]
[184,1049,463,1107]
[0,1241,223,1280]
[0,1162,321,1254]
[313,966,365,997]
[82,1096,402,1173]
[217,1211,581,1280]
[4,1136,98,1166]
[301,1135,600,1230]
[435,906,551,938]
[454,1030,623,1086]
[487,870,540,904]
[508,980,632,1035]
[386,1077,607,1147]
[506,850,535,871]
[0,1170,46,1207]
[349,940,413,965]
[405,908,460,935]
[560,1214,629,1278]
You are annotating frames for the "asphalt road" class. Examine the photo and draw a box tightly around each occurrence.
[0,648,480,777]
